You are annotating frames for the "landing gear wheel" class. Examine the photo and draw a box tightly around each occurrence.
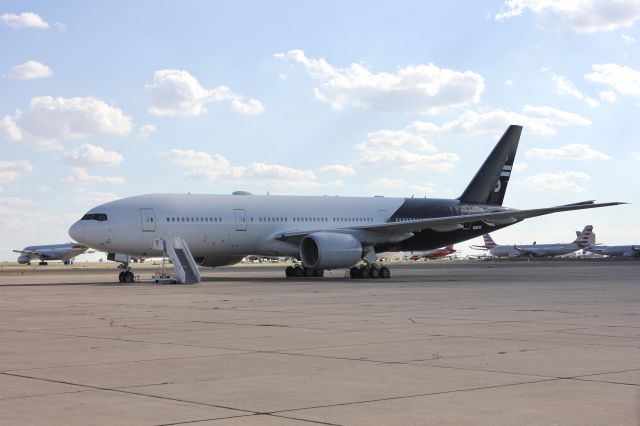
[294,266,304,277]
[380,266,391,279]
[285,266,295,278]
[349,267,361,279]
[124,271,134,283]
[304,267,315,277]
[118,271,126,283]
[370,267,381,279]
[315,269,324,277]
[359,266,370,279]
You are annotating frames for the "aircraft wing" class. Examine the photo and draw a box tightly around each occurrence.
[276,201,624,244]
[362,201,623,234]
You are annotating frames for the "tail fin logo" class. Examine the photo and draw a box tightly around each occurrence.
[494,165,512,193]
[483,234,497,249]
[573,225,594,247]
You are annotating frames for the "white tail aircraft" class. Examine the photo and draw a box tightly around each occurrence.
[68,126,623,282]
[472,225,595,258]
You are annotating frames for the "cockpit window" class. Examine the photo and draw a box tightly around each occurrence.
[81,213,108,221]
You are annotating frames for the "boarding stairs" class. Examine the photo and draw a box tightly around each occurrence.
[154,237,201,284]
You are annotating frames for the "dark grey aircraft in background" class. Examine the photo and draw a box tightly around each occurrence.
[13,243,90,265]
[585,244,640,258]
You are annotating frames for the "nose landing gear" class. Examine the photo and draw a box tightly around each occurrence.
[118,269,135,283]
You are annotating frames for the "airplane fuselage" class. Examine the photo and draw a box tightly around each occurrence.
[69,193,510,267]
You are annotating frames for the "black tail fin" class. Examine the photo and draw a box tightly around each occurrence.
[458,125,522,205]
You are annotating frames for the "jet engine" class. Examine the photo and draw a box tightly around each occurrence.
[300,232,363,269]
[17,255,30,264]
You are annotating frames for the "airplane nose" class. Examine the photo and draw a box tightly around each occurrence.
[69,221,85,243]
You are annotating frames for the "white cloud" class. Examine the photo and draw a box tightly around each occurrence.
[523,171,591,192]
[409,105,591,137]
[622,34,636,43]
[526,143,611,160]
[275,49,485,114]
[632,152,640,161]
[83,192,120,204]
[599,90,617,103]
[0,197,32,206]
[0,12,49,29]
[410,183,438,194]
[9,60,52,80]
[0,160,33,183]
[495,0,640,33]
[138,124,156,138]
[544,70,599,107]
[513,162,528,172]
[355,130,458,172]
[145,69,264,116]
[319,164,356,176]
[163,149,326,188]
[38,186,52,192]
[505,79,514,86]
[0,96,132,149]
[63,144,123,166]
[585,63,640,98]
[0,211,78,232]
[368,178,407,189]
[62,167,125,185]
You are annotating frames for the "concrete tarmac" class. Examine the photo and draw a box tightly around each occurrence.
[0,260,639,425]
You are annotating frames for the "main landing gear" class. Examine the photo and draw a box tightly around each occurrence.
[284,263,391,279]
[285,265,324,278]
[349,264,391,279]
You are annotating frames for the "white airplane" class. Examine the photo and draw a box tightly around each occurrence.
[12,243,90,265]
[473,225,594,258]
[584,244,640,258]
[68,126,623,282]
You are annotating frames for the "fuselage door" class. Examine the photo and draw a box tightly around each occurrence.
[140,208,156,232]
[379,210,390,223]
[234,209,247,231]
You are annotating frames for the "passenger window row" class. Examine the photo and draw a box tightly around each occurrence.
[166,217,223,223]
[162,215,379,224]
[258,217,375,223]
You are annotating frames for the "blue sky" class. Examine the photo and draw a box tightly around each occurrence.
[1,1,640,260]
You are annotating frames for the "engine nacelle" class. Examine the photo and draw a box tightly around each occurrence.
[300,232,362,269]
[17,255,30,264]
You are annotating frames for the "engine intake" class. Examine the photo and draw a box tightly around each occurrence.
[300,232,363,269]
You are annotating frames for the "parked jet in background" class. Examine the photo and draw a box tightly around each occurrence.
[378,245,457,261]
[68,126,624,283]
[413,245,457,260]
[472,226,594,258]
[13,243,90,265]
[585,244,640,258]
